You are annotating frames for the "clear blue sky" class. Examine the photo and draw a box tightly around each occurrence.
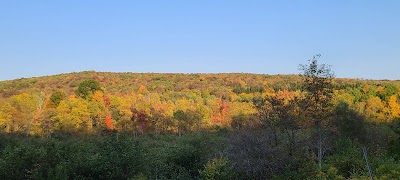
[1,1,399,81]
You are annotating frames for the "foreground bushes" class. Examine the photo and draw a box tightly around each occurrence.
[0,133,222,180]
[0,129,399,180]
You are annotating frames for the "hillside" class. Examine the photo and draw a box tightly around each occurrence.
[0,71,303,97]
[1,71,398,97]
[1,71,400,135]
[1,71,400,179]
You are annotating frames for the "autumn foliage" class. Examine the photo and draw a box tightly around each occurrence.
[0,71,399,136]
[105,115,114,130]
[0,67,400,180]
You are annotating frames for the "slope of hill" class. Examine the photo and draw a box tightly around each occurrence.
[0,70,399,136]
[0,71,302,97]
[1,71,400,179]
[1,71,398,98]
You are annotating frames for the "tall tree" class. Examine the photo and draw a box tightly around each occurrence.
[299,54,335,170]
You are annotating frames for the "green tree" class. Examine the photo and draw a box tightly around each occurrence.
[299,54,335,170]
[199,157,233,180]
[174,110,186,136]
[75,80,102,99]
[49,90,66,108]
[377,84,398,101]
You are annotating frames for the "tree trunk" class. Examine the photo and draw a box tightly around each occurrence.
[362,146,374,180]
[317,120,322,170]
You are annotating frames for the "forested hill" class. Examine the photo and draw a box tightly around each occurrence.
[0,71,400,136]
[1,71,398,97]
[1,71,400,179]
[0,71,305,97]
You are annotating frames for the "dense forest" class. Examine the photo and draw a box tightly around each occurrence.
[1,59,400,179]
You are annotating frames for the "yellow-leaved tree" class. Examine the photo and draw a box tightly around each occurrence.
[388,95,400,120]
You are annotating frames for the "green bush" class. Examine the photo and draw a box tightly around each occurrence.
[324,138,367,178]
[199,156,233,180]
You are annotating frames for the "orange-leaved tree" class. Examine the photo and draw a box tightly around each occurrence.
[105,115,114,130]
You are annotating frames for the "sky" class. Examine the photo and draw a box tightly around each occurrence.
[1,1,399,81]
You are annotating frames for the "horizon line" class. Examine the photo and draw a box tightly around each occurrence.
[1,70,398,82]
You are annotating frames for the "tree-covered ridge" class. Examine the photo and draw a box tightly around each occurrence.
[0,72,302,96]
[0,71,400,136]
[1,68,400,179]
[1,71,398,97]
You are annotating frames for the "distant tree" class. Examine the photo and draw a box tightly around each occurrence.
[186,109,203,131]
[365,96,386,122]
[377,84,398,101]
[388,95,400,120]
[49,90,66,108]
[39,108,57,137]
[54,98,91,133]
[299,54,335,170]
[26,92,46,135]
[172,108,202,135]
[75,80,102,99]
[88,91,106,128]
[138,85,150,94]
[104,115,114,130]
[0,102,15,133]
[54,100,71,131]
[70,98,91,132]
[135,110,149,134]
[10,93,36,133]
[174,110,186,136]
